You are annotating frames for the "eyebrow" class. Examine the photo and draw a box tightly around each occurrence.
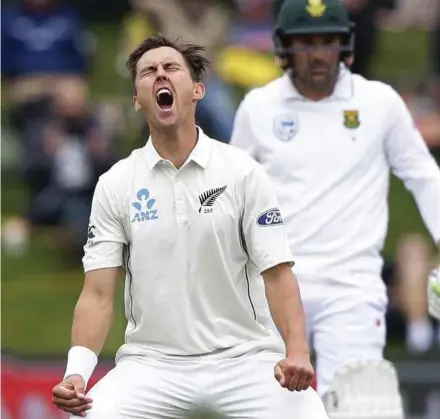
[139,61,182,72]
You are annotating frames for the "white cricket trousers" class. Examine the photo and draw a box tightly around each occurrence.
[283,276,387,398]
[83,351,328,419]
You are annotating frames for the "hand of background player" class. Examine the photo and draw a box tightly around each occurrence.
[274,353,314,392]
[52,374,93,417]
[428,266,440,320]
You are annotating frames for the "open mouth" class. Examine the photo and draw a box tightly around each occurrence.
[156,88,174,110]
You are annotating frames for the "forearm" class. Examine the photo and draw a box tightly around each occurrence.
[71,289,114,355]
[263,266,309,356]
[408,173,440,245]
[64,268,119,386]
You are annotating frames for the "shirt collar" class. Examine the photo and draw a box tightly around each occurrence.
[144,126,211,170]
[280,64,354,101]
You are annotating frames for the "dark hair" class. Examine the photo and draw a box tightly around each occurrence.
[126,34,210,84]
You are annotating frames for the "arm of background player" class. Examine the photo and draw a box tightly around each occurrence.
[72,178,128,355]
[230,98,259,161]
[385,89,440,247]
[241,164,308,355]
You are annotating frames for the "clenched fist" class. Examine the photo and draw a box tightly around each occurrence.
[274,353,315,392]
[52,374,92,417]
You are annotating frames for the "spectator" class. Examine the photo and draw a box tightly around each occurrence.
[21,79,117,257]
[394,79,440,353]
[396,235,438,353]
[215,0,282,88]
[1,0,92,131]
[401,80,440,151]
[232,0,276,52]
[351,0,440,351]
[343,0,396,77]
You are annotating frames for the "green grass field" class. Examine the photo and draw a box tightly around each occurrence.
[1,25,437,358]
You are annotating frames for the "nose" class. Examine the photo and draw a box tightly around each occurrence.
[156,64,168,80]
[310,42,330,59]
[310,52,328,64]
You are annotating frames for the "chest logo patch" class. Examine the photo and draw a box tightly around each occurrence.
[131,188,159,223]
[198,186,227,214]
[343,110,361,129]
[273,113,299,141]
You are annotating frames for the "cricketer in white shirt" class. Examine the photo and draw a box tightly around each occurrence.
[53,34,329,419]
[84,128,292,358]
[78,128,328,418]
[230,65,440,395]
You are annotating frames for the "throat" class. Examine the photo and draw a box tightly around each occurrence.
[149,124,199,169]
[292,75,337,101]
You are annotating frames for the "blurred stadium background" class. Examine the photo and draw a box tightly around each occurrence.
[1,0,440,418]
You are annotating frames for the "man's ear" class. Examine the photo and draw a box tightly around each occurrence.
[133,95,141,112]
[344,54,354,68]
[193,82,205,101]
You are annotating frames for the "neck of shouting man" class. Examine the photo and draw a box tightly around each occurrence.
[149,116,199,169]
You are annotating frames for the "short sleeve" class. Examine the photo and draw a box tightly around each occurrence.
[241,164,294,273]
[230,98,259,161]
[82,178,127,273]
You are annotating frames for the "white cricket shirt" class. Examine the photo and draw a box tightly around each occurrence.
[231,67,440,290]
[83,128,293,359]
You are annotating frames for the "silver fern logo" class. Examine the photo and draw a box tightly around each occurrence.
[198,186,227,213]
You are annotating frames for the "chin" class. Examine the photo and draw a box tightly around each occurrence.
[150,105,177,126]
[310,76,333,91]
[311,74,328,83]
[155,115,179,129]
[157,119,178,128]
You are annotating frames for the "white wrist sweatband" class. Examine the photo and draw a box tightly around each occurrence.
[63,346,98,387]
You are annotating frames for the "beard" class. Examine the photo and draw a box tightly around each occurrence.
[293,59,340,93]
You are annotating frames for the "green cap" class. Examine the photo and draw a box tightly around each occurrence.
[273,0,354,58]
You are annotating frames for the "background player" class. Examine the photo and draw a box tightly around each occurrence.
[51,34,328,419]
[230,0,440,416]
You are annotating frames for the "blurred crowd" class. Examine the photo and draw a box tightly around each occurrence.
[1,0,121,258]
[1,0,440,352]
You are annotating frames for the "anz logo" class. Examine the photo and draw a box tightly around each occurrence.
[131,188,159,223]
[257,208,283,227]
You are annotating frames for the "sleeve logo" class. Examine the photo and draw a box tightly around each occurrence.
[87,224,96,239]
[86,224,96,245]
[257,208,283,227]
